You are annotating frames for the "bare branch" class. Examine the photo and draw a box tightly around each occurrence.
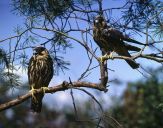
[0,81,107,112]
[99,53,163,63]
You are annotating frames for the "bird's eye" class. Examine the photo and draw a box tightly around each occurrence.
[95,20,99,23]
[34,51,37,55]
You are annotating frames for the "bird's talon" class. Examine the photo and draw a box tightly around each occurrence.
[99,54,108,62]
[41,87,49,94]
[107,54,113,59]
[107,52,114,59]
[99,56,104,62]
[30,86,37,102]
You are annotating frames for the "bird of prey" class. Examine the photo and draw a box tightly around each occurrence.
[28,46,53,113]
[93,15,141,69]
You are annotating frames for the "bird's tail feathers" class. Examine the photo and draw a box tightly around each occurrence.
[31,93,43,113]
[126,60,139,69]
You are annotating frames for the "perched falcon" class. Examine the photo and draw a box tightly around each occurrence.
[28,46,53,113]
[93,15,141,69]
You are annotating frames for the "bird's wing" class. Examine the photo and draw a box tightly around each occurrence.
[102,28,123,40]
[28,56,35,87]
[105,27,145,46]
[123,36,144,45]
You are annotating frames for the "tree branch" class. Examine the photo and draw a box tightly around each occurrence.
[99,53,163,63]
[0,81,107,112]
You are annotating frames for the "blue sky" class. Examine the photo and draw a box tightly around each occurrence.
[0,0,161,109]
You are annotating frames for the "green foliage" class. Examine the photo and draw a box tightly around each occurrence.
[122,0,163,39]
[111,67,163,128]
[74,0,98,6]
[12,0,72,17]
[0,48,21,87]
[12,0,98,18]
[0,48,9,69]
[52,55,70,75]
